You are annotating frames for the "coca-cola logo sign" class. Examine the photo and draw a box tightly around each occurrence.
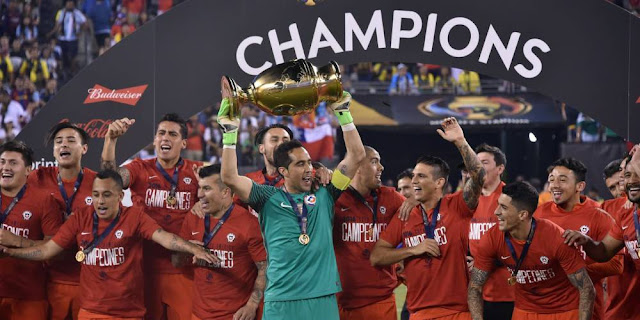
[83,84,148,106]
[60,118,113,138]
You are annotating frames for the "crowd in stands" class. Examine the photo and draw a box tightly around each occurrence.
[0,0,179,143]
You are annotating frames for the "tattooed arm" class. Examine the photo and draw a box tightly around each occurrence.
[437,117,485,210]
[151,229,219,265]
[0,239,64,261]
[468,267,489,320]
[567,267,595,320]
[234,260,267,320]
[101,117,135,188]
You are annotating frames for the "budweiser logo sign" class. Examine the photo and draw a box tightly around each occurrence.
[84,84,148,106]
[60,118,113,138]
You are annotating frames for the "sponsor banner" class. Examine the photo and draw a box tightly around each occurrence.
[16,0,640,169]
[83,85,148,106]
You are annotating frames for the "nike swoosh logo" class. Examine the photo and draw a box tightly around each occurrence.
[149,176,157,179]
[191,231,200,235]
[341,207,350,212]
[501,256,510,260]
[280,202,292,208]
[81,232,90,235]
[622,226,629,230]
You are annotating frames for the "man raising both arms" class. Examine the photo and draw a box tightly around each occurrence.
[219,91,366,320]
[101,113,202,320]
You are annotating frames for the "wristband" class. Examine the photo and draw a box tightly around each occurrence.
[334,110,353,126]
[222,131,238,146]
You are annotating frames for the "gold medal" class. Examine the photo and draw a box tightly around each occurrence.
[299,234,310,245]
[507,276,517,286]
[167,195,177,206]
[75,250,85,263]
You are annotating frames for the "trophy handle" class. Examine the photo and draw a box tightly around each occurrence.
[315,61,343,103]
[221,76,242,119]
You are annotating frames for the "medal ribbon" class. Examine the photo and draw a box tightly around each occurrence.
[419,200,441,239]
[155,158,184,198]
[347,186,379,228]
[633,208,640,245]
[284,190,309,236]
[262,168,282,186]
[504,218,537,280]
[0,185,27,225]
[82,210,121,255]
[57,169,84,217]
[202,204,234,247]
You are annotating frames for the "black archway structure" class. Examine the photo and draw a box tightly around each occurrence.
[18,0,640,168]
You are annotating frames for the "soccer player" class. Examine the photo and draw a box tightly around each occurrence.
[0,170,216,320]
[468,181,596,320]
[219,91,366,319]
[536,158,620,320]
[246,124,293,187]
[564,150,640,319]
[603,159,625,199]
[370,117,485,320]
[396,169,414,200]
[175,164,267,320]
[0,140,62,320]
[334,146,405,319]
[600,158,639,320]
[101,113,202,320]
[466,144,513,320]
[28,122,97,320]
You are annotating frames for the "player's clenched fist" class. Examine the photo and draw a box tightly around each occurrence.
[107,118,136,140]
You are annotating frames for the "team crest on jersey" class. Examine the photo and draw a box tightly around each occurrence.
[115,230,123,239]
[22,211,32,220]
[540,256,549,264]
[380,206,387,214]
[183,177,192,185]
[227,233,236,242]
[580,225,589,234]
[85,197,93,205]
[304,195,316,206]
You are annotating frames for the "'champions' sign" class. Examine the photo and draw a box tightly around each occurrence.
[236,10,550,79]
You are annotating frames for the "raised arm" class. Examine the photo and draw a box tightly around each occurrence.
[217,99,253,202]
[567,267,595,320]
[151,228,218,265]
[234,260,267,320]
[563,231,625,263]
[331,91,366,179]
[468,267,490,320]
[437,117,485,210]
[101,117,135,188]
[0,239,64,261]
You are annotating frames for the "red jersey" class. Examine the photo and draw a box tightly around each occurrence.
[51,205,160,318]
[333,186,405,309]
[125,157,201,274]
[468,183,514,302]
[474,218,585,313]
[601,197,640,319]
[0,186,62,300]
[180,205,266,320]
[379,192,472,313]
[27,167,97,285]
[607,200,640,319]
[536,196,614,320]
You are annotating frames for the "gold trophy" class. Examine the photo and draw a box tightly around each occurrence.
[221,59,342,119]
